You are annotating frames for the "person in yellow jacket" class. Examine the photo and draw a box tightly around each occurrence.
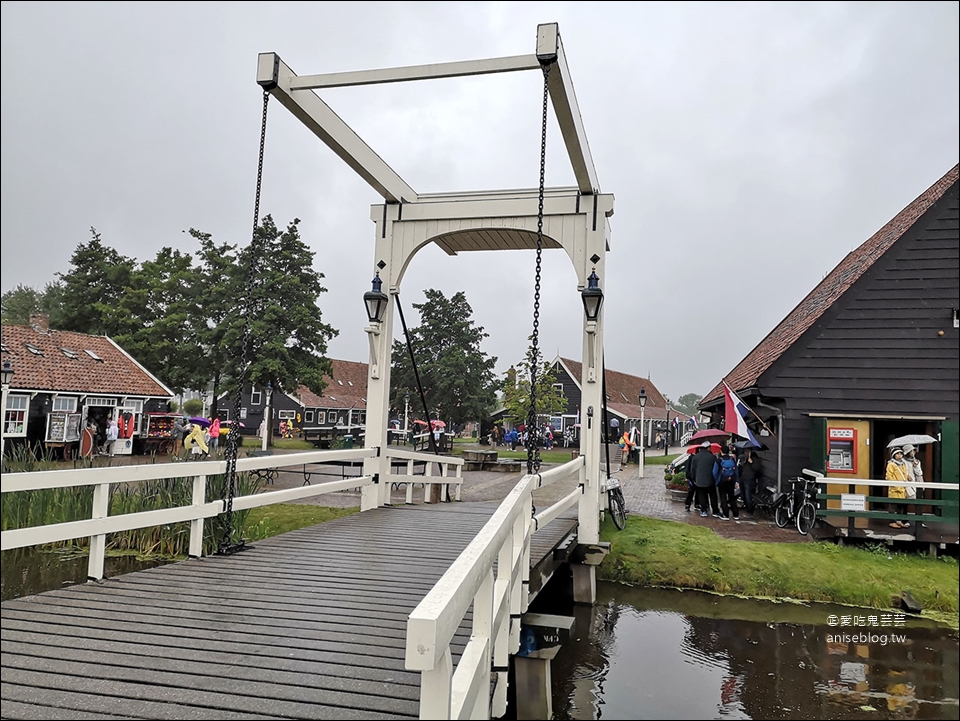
[885,447,909,529]
[183,421,209,457]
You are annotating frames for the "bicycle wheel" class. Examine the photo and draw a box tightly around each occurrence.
[775,502,791,529]
[797,502,817,535]
[609,490,627,530]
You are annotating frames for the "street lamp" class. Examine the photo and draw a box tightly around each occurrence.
[638,387,646,478]
[403,391,410,445]
[664,405,671,456]
[261,380,272,452]
[1,360,13,459]
[580,267,604,322]
[581,266,604,383]
[364,270,388,324]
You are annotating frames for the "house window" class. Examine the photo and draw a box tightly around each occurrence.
[278,410,296,420]
[4,394,29,436]
[24,343,44,356]
[60,348,78,359]
[239,408,248,419]
[304,411,314,423]
[52,396,77,412]
[250,387,262,405]
[85,396,116,407]
[84,349,103,361]
[327,411,338,424]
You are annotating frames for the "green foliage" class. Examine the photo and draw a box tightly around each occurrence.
[57,227,136,335]
[1,282,65,326]
[500,341,566,426]
[675,393,703,416]
[390,289,498,428]
[181,399,204,416]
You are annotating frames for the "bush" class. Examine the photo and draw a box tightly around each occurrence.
[665,470,688,491]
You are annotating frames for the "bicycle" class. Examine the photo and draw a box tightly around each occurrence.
[795,476,821,535]
[605,476,627,530]
[773,477,805,529]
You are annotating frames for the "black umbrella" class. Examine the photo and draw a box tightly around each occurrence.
[733,439,768,451]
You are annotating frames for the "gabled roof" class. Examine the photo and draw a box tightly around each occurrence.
[555,357,676,421]
[702,163,960,405]
[0,324,174,398]
[296,359,368,409]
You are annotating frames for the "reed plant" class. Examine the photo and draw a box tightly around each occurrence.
[2,450,263,560]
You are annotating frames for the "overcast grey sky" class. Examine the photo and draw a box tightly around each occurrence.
[2,1,958,403]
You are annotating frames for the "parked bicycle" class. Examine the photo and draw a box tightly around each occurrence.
[795,476,822,535]
[605,476,627,530]
[773,477,805,530]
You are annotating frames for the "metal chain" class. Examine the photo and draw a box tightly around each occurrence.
[526,62,551,476]
[218,89,270,555]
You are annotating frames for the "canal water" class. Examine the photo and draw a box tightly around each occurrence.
[548,583,959,720]
[3,552,957,720]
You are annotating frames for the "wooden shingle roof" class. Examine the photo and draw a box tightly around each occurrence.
[296,359,368,409]
[702,163,960,405]
[0,324,174,398]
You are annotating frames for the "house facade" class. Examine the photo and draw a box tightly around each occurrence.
[1,315,175,457]
[218,359,368,446]
[698,164,959,522]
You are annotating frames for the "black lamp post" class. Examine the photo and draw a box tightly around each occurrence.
[363,271,388,324]
[580,267,604,322]
[638,386,646,447]
[0,360,13,458]
[664,405,670,456]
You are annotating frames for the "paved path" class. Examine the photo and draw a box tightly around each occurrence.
[263,447,813,544]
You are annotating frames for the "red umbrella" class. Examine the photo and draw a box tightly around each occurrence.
[690,428,729,443]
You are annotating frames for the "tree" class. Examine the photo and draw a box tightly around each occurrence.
[1,282,65,326]
[57,228,135,335]
[222,215,337,399]
[675,393,703,416]
[500,340,567,426]
[390,289,498,428]
[103,246,205,395]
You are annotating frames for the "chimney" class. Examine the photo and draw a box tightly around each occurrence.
[30,313,50,333]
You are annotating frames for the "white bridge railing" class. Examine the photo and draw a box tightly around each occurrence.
[404,456,585,720]
[1,446,463,580]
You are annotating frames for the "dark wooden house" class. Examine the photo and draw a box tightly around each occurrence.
[219,359,368,446]
[699,163,959,526]
[1,315,174,458]
[491,356,684,448]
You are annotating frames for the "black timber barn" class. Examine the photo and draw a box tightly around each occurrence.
[699,164,959,524]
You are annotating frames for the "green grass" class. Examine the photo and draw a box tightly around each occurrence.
[642,453,681,467]
[269,438,316,451]
[244,504,358,539]
[599,516,960,628]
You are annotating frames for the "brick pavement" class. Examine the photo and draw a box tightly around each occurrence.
[619,453,813,543]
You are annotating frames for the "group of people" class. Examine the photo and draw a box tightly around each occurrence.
[683,441,764,520]
[170,416,221,459]
[884,443,924,529]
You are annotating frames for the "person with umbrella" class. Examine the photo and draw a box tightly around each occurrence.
[689,440,722,518]
[885,447,910,529]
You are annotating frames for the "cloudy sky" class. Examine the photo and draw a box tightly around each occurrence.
[2,1,958,403]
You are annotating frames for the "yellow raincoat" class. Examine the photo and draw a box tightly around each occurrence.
[885,455,909,499]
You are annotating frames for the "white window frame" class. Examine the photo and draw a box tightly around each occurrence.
[4,394,29,437]
[327,410,338,424]
[250,387,262,406]
[240,407,248,419]
[52,396,78,412]
[85,396,116,407]
[304,410,314,423]
[278,410,296,420]
[120,399,145,435]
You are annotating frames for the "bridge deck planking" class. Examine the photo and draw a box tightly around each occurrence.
[1,501,578,720]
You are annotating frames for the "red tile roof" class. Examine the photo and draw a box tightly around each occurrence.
[702,163,959,405]
[0,324,174,397]
[296,359,368,409]
[557,357,675,420]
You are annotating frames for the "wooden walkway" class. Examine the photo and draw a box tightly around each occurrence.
[1,502,578,720]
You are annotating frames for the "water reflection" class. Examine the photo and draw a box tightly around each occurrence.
[1,547,165,602]
[550,584,959,720]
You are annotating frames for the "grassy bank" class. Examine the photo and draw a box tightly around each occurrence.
[600,516,959,629]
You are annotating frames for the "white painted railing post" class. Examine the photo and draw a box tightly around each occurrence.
[189,474,207,558]
[466,569,495,719]
[424,461,434,503]
[87,482,110,580]
[419,647,453,719]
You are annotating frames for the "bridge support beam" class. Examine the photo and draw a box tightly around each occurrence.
[514,648,559,720]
